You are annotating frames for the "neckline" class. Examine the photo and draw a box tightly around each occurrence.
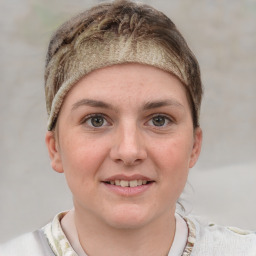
[43,211,196,256]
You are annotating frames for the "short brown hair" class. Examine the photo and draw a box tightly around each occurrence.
[45,0,202,130]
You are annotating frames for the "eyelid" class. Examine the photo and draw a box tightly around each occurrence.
[145,113,174,127]
[151,113,172,119]
[80,113,112,127]
[149,113,173,121]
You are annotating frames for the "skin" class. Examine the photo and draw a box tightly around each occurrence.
[46,63,202,256]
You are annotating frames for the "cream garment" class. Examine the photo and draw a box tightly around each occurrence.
[61,209,87,256]
[0,231,54,256]
[61,210,189,256]
[45,213,256,256]
[1,211,256,255]
[169,213,189,256]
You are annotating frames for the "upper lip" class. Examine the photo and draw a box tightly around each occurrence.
[102,174,154,182]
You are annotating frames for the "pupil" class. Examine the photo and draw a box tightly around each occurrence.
[92,116,104,127]
[153,116,165,126]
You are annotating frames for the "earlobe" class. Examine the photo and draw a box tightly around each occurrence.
[45,131,64,173]
[189,127,203,168]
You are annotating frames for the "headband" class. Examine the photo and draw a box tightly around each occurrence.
[45,33,191,130]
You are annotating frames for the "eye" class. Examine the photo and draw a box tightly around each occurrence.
[83,114,109,128]
[148,115,172,127]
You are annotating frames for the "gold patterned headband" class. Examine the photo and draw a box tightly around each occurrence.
[45,33,190,131]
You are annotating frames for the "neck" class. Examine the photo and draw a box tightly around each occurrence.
[74,205,176,256]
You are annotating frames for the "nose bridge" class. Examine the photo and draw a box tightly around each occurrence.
[110,118,147,165]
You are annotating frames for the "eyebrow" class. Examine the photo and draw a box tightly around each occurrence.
[71,98,184,112]
[71,99,113,111]
[142,99,184,111]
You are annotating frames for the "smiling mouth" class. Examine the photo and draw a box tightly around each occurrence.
[103,180,154,187]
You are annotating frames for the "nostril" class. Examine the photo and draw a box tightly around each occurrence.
[118,158,144,167]
[109,133,147,165]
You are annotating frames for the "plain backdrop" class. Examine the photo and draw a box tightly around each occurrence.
[0,0,255,243]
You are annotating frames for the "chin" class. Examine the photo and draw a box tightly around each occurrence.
[104,204,152,229]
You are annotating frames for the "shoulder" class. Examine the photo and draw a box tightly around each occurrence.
[0,211,71,256]
[0,229,55,256]
[185,215,256,256]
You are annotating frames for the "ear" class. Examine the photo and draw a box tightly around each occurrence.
[45,131,64,173]
[189,127,202,168]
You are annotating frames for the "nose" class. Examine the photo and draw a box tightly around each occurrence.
[110,122,147,166]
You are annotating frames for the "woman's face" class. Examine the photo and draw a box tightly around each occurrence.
[46,63,202,229]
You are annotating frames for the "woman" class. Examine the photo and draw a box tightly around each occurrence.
[1,0,255,255]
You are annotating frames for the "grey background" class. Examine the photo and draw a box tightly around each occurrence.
[0,0,255,243]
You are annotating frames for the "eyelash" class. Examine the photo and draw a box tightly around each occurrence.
[81,114,111,128]
[146,114,173,128]
[81,113,174,129]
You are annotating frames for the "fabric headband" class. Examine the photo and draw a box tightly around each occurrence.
[45,33,191,130]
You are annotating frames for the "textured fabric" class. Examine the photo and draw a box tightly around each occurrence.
[166,213,188,255]
[1,212,256,255]
[44,211,196,255]
[0,229,55,256]
[43,212,78,255]
[61,209,87,256]
[188,215,256,256]
[46,35,189,130]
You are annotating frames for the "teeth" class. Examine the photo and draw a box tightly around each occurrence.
[137,180,143,186]
[120,180,129,187]
[108,179,149,187]
[129,180,138,187]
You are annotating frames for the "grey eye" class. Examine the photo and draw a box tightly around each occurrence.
[89,116,105,127]
[152,116,167,126]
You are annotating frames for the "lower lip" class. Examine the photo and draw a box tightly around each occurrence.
[102,182,154,196]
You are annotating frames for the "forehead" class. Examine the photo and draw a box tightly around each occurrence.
[64,63,188,106]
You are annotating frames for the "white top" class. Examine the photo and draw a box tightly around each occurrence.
[61,210,189,256]
[1,211,256,255]
[169,213,188,256]
[61,209,87,256]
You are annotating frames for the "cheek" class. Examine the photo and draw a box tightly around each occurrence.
[60,135,109,187]
[153,135,193,170]
[151,134,193,191]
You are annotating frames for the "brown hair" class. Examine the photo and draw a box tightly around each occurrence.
[45,0,203,130]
